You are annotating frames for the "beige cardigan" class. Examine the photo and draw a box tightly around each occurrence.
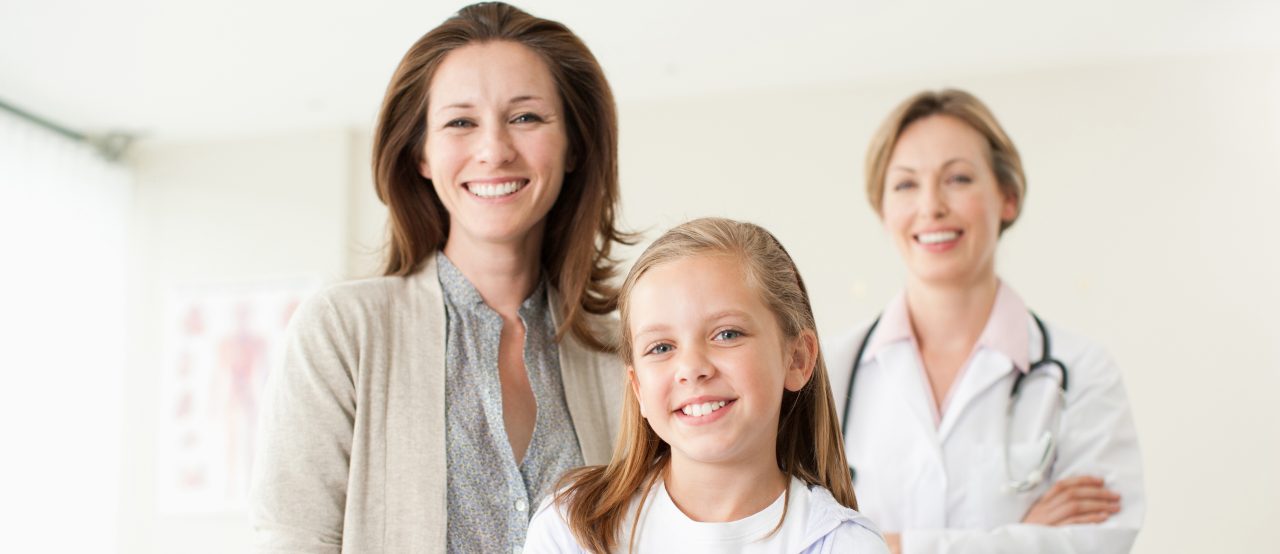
[250,257,623,553]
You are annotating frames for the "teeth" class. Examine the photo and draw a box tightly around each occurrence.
[469,180,524,198]
[680,400,728,417]
[917,231,959,244]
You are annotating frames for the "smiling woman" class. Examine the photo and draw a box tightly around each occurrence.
[248,3,630,553]
[827,89,1145,554]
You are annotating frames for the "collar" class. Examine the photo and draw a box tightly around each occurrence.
[435,251,547,314]
[862,281,1030,373]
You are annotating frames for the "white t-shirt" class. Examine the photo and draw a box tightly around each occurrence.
[524,476,887,554]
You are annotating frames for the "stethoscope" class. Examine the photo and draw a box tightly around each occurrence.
[842,312,1069,494]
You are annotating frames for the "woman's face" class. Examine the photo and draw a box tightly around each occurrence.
[420,40,570,250]
[880,115,1018,287]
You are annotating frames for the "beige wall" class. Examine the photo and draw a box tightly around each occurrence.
[122,52,1280,552]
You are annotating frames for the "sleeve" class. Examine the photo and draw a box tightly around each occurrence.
[248,292,359,553]
[821,521,892,553]
[522,499,586,554]
[901,345,1145,554]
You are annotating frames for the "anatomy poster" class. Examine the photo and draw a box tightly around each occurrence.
[156,280,317,514]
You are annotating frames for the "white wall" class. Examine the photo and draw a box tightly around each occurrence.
[121,51,1280,552]
[122,129,353,553]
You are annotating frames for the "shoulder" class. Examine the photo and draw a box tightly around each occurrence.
[1034,317,1127,393]
[821,318,878,416]
[524,497,587,554]
[822,318,879,368]
[802,485,888,552]
[289,269,443,338]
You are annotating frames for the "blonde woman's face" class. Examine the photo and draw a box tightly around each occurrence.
[625,255,812,468]
[880,115,1017,287]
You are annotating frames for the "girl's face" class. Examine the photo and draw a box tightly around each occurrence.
[420,40,570,250]
[880,115,1018,287]
[626,254,814,468]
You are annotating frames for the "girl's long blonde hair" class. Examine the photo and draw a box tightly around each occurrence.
[554,217,856,552]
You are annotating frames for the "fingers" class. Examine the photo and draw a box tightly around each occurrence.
[1059,511,1115,525]
[1045,497,1120,524]
[1025,476,1122,526]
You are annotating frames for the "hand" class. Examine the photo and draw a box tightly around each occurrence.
[883,532,901,554]
[1022,475,1121,525]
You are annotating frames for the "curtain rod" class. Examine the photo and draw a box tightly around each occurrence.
[0,97,134,161]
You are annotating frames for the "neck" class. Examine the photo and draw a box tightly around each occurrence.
[663,453,788,522]
[442,229,544,318]
[904,271,1000,355]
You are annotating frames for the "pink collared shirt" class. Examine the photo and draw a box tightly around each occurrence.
[862,281,1030,425]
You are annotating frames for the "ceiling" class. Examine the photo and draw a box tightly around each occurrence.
[2,0,1277,141]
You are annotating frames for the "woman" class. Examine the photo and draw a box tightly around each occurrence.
[828,89,1144,553]
[249,3,629,552]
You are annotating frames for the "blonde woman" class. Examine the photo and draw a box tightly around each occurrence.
[828,89,1144,553]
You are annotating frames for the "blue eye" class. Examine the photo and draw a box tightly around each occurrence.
[645,343,673,356]
[948,174,973,184]
[893,180,916,191]
[714,329,743,341]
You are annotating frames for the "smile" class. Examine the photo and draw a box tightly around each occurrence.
[465,179,528,199]
[680,400,728,417]
[914,230,962,245]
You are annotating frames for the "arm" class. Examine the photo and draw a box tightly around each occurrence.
[248,293,358,553]
[901,346,1145,554]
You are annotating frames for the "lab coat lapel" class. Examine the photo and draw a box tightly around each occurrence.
[878,343,939,442]
[938,349,1016,440]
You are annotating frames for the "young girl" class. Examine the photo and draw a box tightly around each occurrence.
[524,218,888,553]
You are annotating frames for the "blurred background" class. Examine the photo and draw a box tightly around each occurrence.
[2,0,1278,551]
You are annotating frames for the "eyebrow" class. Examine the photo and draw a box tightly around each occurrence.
[889,157,974,173]
[434,95,548,113]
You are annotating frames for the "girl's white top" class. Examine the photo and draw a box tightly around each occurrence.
[523,476,888,553]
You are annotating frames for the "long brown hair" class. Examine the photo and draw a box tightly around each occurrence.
[554,218,856,552]
[372,2,632,350]
[865,88,1027,232]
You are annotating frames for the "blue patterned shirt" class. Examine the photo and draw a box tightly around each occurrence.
[438,253,584,554]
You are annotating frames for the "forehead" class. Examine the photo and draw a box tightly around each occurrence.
[627,254,769,327]
[889,114,989,166]
[427,40,559,106]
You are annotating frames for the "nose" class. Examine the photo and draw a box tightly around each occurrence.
[476,124,516,166]
[917,179,949,219]
[673,343,715,385]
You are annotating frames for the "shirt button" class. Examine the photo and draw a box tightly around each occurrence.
[515,499,528,512]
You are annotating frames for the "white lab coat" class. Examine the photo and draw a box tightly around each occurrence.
[827,314,1145,554]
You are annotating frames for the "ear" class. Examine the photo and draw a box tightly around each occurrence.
[418,156,432,181]
[628,367,647,418]
[783,329,819,392]
[1000,189,1019,224]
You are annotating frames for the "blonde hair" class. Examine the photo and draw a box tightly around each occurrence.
[554,217,856,553]
[865,88,1027,232]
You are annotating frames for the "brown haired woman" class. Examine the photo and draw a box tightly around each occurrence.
[249,3,629,552]
[827,89,1145,553]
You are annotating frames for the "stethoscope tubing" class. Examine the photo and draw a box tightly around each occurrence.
[841,310,1069,484]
